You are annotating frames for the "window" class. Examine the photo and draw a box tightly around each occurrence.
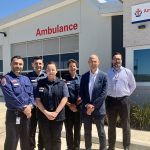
[23,57,27,71]
[60,53,79,69]
[43,55,59,69]
[11,34,79,76]
[11,43,26,57]
[27,40,42,57]
[43,38,59,55]
[0,47,3,73]
[59,34,79,76]
[60,35,79,53]
[0,60,3,73]
[134,49,150,82]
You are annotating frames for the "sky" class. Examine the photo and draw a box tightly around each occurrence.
[0,0,42,20]
[0,0,120,21]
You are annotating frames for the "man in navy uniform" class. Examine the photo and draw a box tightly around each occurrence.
[80,54,108,150]
[0,55,34,150]
[27,56,46,150]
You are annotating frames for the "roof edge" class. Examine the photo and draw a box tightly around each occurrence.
[101,11,123,16]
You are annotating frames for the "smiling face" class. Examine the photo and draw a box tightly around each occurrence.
[10,58,24,76]
[32,59,44,74]
[46,63,57,81]
[68,62,77,76]
[88,54,100,73]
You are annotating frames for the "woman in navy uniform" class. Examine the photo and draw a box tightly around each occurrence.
[64,59,82,150]
[0,56,34,150]
[36,61,69,150]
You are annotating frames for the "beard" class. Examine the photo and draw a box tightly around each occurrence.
[113,63,121,69]
[13,68,22,74]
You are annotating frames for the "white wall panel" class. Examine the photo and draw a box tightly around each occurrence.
[60,34,79,53]
[8,1,80,43]
[43,38,59,55]
[11,43,26,57]
[79,0,111,73]
[27,40,42,57]
[0,47,2,60]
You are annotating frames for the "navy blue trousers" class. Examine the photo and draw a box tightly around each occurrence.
[65,107,81,150]
[29,107,44,150]
[38,117,63,150]
[83,114,106,150]
[4,110,30,150]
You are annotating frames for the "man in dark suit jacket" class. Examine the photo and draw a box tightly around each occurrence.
[80,54,108,150]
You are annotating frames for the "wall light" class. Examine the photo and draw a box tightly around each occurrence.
[138,25,146,29]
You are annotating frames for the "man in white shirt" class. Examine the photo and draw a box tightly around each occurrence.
[106,52,136,150]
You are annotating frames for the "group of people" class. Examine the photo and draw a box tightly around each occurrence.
[0,52,136,150]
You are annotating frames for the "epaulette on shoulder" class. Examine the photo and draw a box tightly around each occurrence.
[39,77,46,82]
[39,78,48,85]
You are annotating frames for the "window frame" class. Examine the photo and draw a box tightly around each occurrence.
[126,45,150,86]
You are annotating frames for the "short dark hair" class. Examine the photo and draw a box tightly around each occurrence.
[32,56,42,62]
[11,55,23,62]
[67,59,78,67]
[46,61,57,69]
[112,52,122,59]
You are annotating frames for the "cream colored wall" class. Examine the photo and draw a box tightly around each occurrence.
[124,0,150,103]
[8,1,80,43]
[0,0,112,76]
[79,0,112,74]
[0,1,80,74]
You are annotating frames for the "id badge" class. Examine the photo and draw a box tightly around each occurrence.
[16,117,20,124]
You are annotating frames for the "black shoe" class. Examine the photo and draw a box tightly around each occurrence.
[67,147,74,150]
[124,148,129,150]
[38,146,44,150]
[107,148,115,150]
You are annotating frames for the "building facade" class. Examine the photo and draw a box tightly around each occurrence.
[124,0,150,103]
[1,0,149,104]
[0,0,113,76]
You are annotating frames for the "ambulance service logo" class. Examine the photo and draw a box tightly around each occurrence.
[135,8,142,17]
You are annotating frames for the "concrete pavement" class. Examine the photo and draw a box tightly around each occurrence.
[0,97,149,150]
[61,124,150,150]
[0,100,122,150]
